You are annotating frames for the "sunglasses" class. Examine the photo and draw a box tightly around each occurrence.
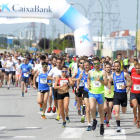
[112,69,115,70]
[42,65,48,67]
[80,62,84,64]
[62,71,67,73]
[94,63,100,65]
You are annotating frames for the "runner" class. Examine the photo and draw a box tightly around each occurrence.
[47,58,63,121]
[20,58,32,97]
[114,54,124,71]
[35,62,50,119]
[47,57,57,113]
[108,61,132,132]
[3,56,14,89]
[128,59,138,75]
[87,57,108,135]
[103,63,114,127]
[72,58,85,115]
[77,60,91,130]
[15,59,21,87]
[54,66,74,127]
[130,63,140,128]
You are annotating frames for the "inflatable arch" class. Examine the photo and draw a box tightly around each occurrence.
[0,0,94,56]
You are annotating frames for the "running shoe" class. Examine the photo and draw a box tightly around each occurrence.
[66,117,70,123]
[72,90,75,93]
[78,109,81,115]
[96,111,98,117]
[104,119,107,123]
[16,84,18,87]
[133,117,137,125]
[92,119,97,131]
[100,124,104,135]
[74,101,77,106]
[25,89,27,93]
[86,125,92,131]
[22,93,24,97]
[55,116,60,121]
[7,87,9,90]
[19,85,21,88]
[52,106,56,113]
[106,123,110,127]
[41,115,46,119]
[136,122,140,128]
[62,122,66,128]
[81,116,85,123]
[40,107,43,111]
[5,81,7,85]
[116,127,121,132]
[27,85,30,89]
[47,107,52,113]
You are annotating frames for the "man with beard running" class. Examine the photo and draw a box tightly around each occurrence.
[103,63,114,127]
[87,57,108,135]
[108,61,132,132]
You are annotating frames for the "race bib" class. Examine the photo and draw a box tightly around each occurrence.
[60,80,68,86]
[134,85,140,91]
[24,73,29,77]
[40,78,47,84]
[85,82,88,89]
[104,86,109,90]
[93,81,101,88]
[116,82,124,90]
[79,80,84,86]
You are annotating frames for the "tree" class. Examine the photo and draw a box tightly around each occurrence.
[13,40,20,46]
[38,38,50,49]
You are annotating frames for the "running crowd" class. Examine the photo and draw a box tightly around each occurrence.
[0,51,140,135]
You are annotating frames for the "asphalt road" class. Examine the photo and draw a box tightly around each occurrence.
[0,85,140,140]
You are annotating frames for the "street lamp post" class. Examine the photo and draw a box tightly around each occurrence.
[50,20,54,53]
[63,24,65,54]
[70,2,87,17]
[135,0,139,57]
[97,0,103,58]
[44,23,46,53]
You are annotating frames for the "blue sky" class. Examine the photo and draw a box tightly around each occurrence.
[0,0,139,38]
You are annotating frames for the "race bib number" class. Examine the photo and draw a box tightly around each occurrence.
[93,81,101,88]
[85,82,88,89]
[134,85,140,91]
[60,80,68,86]
[24,73,29,77]
[40,78,47,84]
[79,80,84,86]
[104,86,109,90]
[116,82,124,90]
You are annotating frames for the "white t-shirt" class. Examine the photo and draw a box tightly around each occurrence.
[18,56,24,61]
[5,61,14,72]
[15,64,21,74]
[48,67,62,87]
[12,58,18,71]
[34,64,42,82]
[71,63,78,70]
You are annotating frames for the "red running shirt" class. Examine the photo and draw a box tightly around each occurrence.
[131,67,136,74]
[131,72,140,94]
[58,77,69,86]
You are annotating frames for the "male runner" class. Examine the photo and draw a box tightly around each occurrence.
[20,58,32,97]
[103,63,114,127]
[78,60,91,130]
[47,58,62,121]
[87,57,108,135]
[108,61,132,132]
[35,62,50,119]
[130,63,140,128]
[72,58,85,115]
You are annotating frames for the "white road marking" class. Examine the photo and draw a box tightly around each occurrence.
[59,128,85,138]
[0,127,6,130]
[38,112,57,116]
[13,136,35,139]
[26,127,40,129]
[104,129,126,139]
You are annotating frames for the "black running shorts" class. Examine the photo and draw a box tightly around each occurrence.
[57,92,69,100]
[130,93,140,105]
[52,88,58,100]
[83,90,89,99]
[113,91,127,107]
[75,87,84,97]
[21,77,29,84]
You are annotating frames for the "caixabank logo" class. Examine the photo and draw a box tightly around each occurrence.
[0,3,10,12]
[0,3,52,13]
